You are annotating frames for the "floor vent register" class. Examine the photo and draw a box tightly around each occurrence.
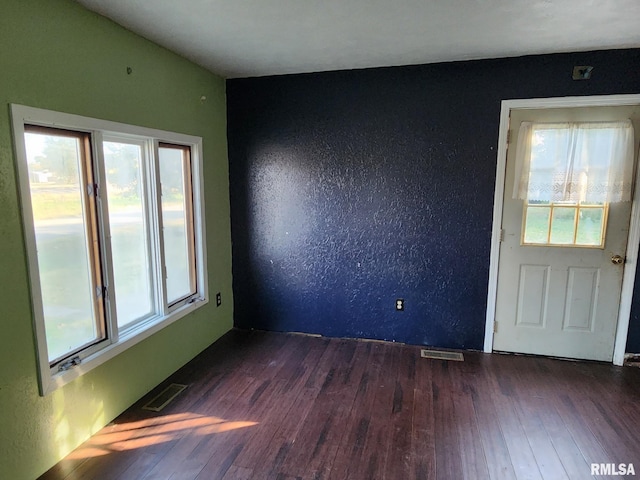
[420,349,464,362]
[142,383,188,412]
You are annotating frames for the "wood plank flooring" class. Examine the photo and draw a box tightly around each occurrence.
[39,330,640,480]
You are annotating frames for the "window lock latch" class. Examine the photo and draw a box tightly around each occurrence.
[96,286,108,299]
[87,183,99,197]
[58,356,82,372]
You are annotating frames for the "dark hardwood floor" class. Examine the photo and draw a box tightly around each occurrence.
[40,330,640,480]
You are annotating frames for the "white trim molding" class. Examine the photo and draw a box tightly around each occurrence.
[485,94,640,366]
[11,104,209,394]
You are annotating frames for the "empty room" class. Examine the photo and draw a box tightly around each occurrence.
[2,0,640,478]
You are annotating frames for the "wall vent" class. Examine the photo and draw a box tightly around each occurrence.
[142,383,188,412]
[420,349,464,361]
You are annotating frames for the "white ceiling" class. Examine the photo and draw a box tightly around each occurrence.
[75,0,640,79]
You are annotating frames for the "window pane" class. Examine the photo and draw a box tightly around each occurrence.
[103,141,153,327]
[159,145,196,304]
[576,208,605,246]
[24,130,102,362]
[550,207,577,244]
[524,206,550,244]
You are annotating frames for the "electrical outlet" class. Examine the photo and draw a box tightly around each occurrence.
[396,299,404,311]
[216,292,221,307]
[572,65,593,80]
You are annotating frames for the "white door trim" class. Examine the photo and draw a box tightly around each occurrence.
[485,94,640,365]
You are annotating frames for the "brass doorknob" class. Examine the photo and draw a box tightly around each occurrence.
[611,255,624,265]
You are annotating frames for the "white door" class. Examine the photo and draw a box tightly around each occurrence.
[493,105,640,362]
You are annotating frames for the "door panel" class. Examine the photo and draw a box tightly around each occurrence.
[515,264,549,328]
[493,105,640,361]
[563,267,599,332]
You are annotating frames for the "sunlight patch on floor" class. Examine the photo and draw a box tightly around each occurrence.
[66,412,258,459]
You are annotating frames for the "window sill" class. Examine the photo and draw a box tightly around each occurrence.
[41,296,208,395]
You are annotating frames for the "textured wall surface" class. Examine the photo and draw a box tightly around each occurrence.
[227,49,640,352]
[0,1,232,478]
[628,266,640,351]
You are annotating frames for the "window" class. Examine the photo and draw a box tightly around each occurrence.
[158,143,197,305]
[514,121,634,248]
[522,201,608,247]
[12,105,208,395]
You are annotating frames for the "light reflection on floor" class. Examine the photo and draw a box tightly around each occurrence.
[67,413,258,459]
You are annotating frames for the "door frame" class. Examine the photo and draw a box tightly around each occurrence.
[485,94,640,365]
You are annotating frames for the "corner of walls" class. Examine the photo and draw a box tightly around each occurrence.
[0,0,232,478]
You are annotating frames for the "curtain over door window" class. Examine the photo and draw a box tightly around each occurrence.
[513,121,635,204]
[513,121,635,247]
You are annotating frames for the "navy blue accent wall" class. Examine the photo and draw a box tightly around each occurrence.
[628,265,640,353]
[227,49,640,352]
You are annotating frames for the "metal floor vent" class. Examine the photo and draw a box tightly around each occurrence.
[420,349,464,362]
[142,383,188,412]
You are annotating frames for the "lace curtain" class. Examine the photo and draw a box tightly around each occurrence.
[513,120,635,203]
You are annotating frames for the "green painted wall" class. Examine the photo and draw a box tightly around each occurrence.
[0,1,232,478]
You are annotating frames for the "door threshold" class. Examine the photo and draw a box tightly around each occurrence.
[492,350,614,365]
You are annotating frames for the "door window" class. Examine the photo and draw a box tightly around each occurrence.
[522,201,608,247]
[515,120,634,248]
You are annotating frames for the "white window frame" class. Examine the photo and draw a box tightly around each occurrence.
[11,104,209,395]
